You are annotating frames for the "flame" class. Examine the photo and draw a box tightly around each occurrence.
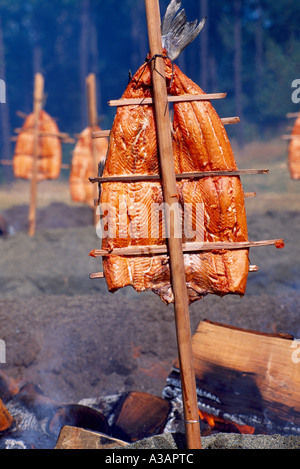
[198,409,255,434]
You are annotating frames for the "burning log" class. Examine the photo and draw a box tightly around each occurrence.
[110,391,171,442]
[78,391,172,443]
[55,425,128,450]
[0,398,14,432]
[48,404,109,437]
[164,320,300,435]
[89,0,284,450]
[0,377,172,448]
[2,382,109,447]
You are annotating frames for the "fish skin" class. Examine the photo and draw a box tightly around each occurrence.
[161,0,207,61]
[100,55,249,304]
[13,110,62,181]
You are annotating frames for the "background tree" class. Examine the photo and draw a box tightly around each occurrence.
[0,0,300,174]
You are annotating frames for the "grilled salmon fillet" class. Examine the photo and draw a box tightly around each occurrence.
[288,116,300,180]
[70,126,108,207]
[100,55,249,304]
[13,110,62,181]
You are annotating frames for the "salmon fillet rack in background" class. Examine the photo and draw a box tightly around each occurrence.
[70,126,108,207]
[13,110,62,182]
[89,0,284,305]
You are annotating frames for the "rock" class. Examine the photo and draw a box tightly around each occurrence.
[111,432,300,450]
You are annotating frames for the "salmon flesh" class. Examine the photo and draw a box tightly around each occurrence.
[13,110,62,181]
[288,116,300,180]
[70,126,108,207]
[99,56,249,304]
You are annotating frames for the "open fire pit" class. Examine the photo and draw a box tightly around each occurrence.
[1,319,300,449]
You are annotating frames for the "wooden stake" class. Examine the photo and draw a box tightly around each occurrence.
[144,0,201,449]
[28,73,44,236]
[86,73,99,225]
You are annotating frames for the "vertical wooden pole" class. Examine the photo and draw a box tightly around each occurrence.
[86,73,98,224]
[144,0,201,449]
[28,73,44,237]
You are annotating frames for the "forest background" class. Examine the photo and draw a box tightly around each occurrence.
[0,0,300,178]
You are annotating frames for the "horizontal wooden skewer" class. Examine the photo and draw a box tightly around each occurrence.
[89,168,269,184]
[89,264,259,278]
[286,112,300,118]
[89,272,105,279]
[0,159,70,170]
[0,159,14,165]
[108,92,227,107]
[13,127,73,141]
[220,116,240,125]
[91,117,240,140]
[16,110,28,119]
[89,238,284,258]
[282,134,300,140]
[0,160,256,195]
[92,130,110,138]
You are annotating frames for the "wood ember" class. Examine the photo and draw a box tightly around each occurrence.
[78,391,171,443]
[163,320,300,435]
[0,380,172,448]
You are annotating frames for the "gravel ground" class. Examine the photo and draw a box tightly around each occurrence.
[0,194,300,449]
